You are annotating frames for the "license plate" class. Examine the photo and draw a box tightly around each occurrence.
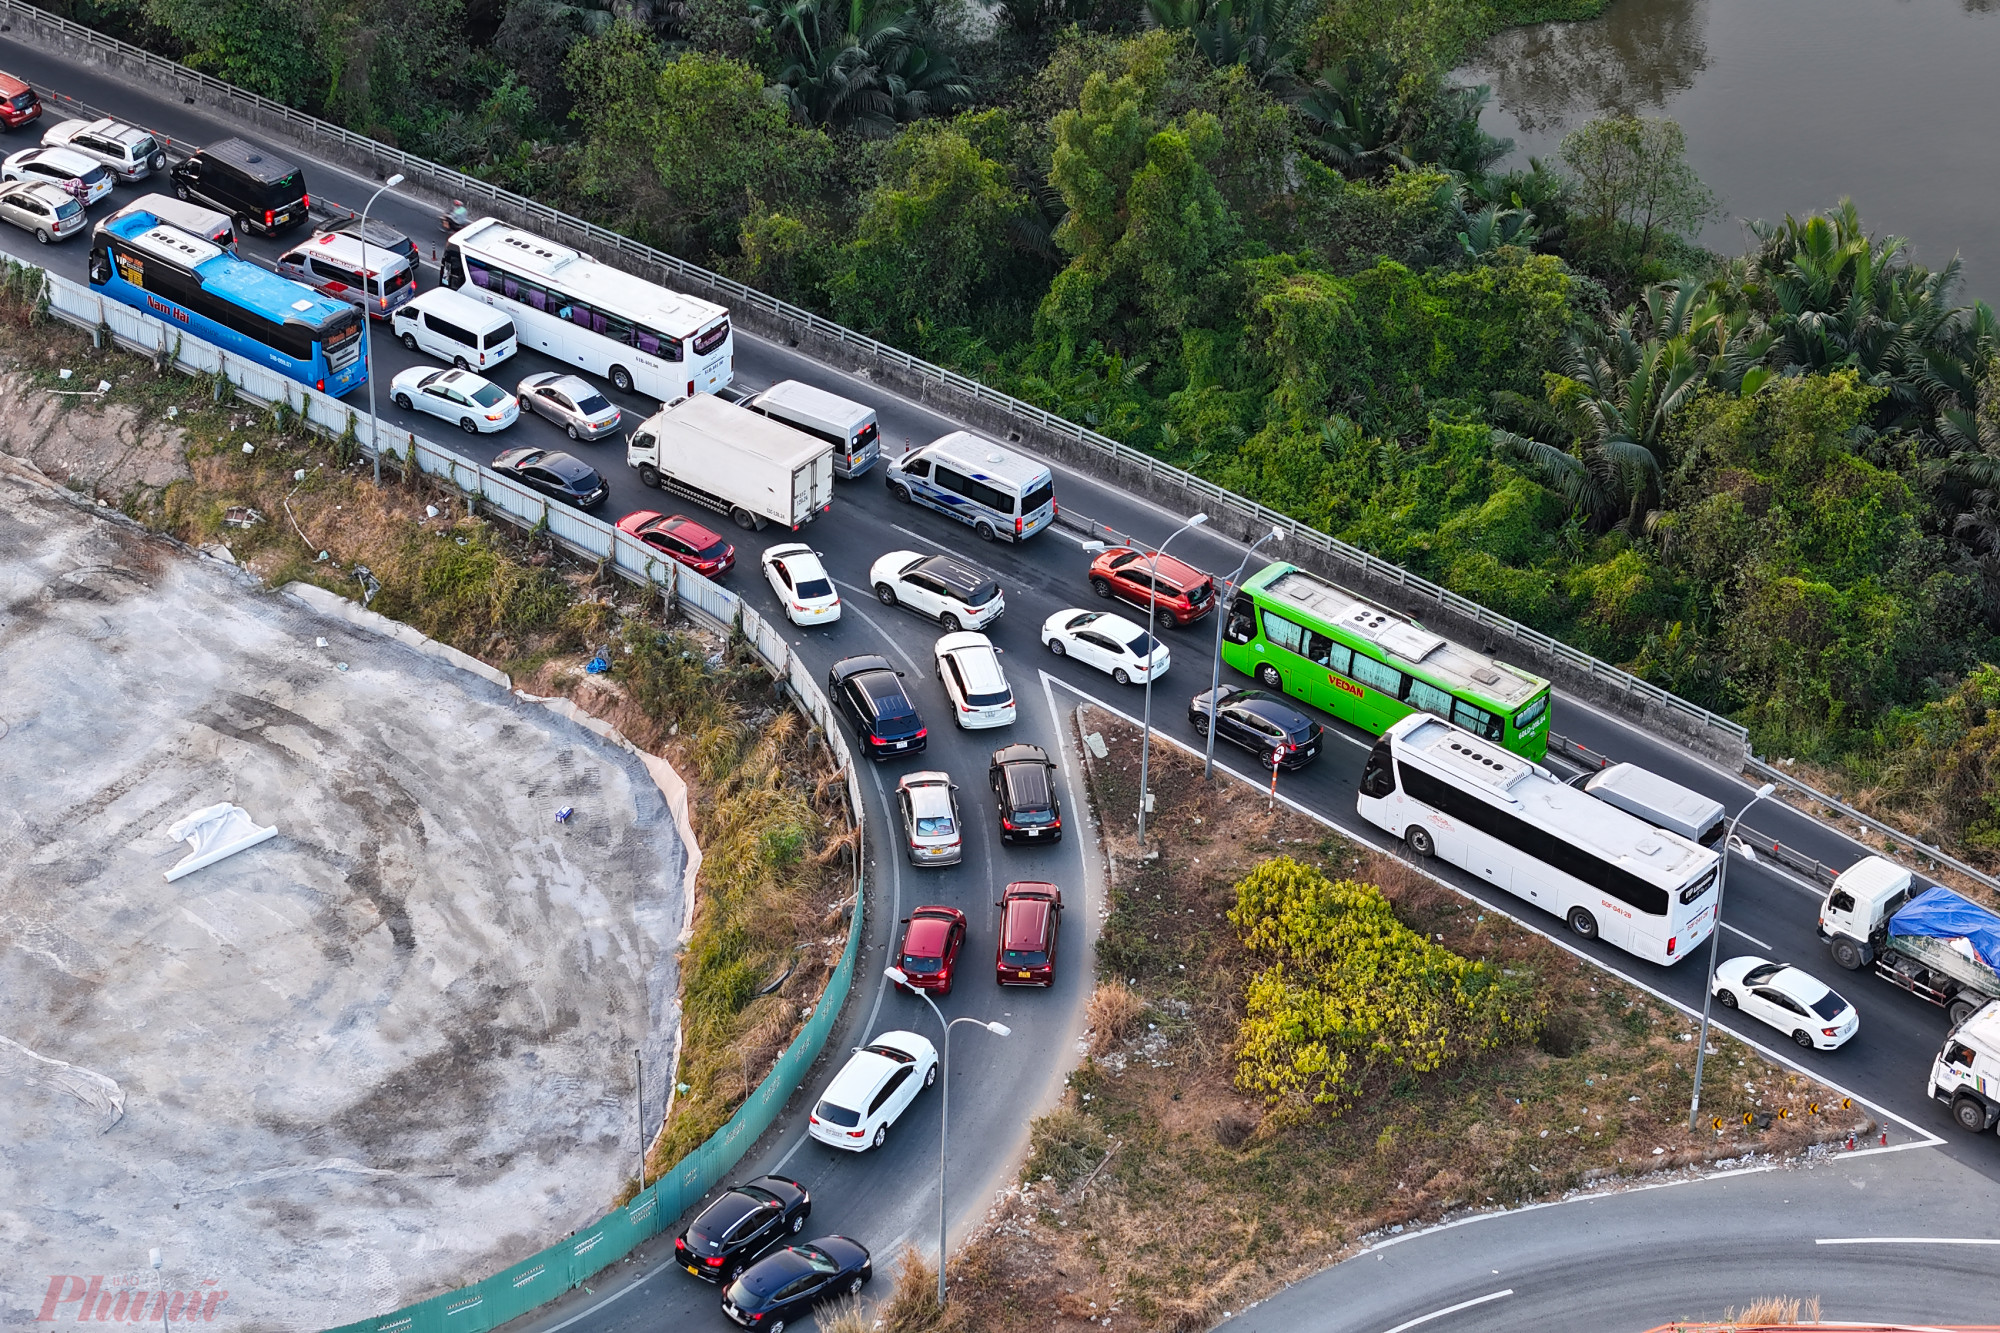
[1026,828,1039,836]
[1018,970,1032,979]
[685,1265,701,1277]
[893,740,908,750]
[274,212,291,225]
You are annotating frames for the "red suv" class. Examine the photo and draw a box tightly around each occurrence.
[896,906,966,996]
[0,73,41,131]
[1087,546,1215,627]
[617,510,735,577]
[994,882,1062,987]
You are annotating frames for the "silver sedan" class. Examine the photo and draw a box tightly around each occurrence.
[516,372,623,441]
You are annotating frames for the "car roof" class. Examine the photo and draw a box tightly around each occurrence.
[1228,692,1311,728]
[655,513,721,544]
[22,146,97,174]
[5,180,73,205]
[537,372,598,397]
[767,544,824,572]
[902,779,954,818]
[856,672,911,708]
[79,118,151,145]
[736,1247,816,1295]
[198,137,300,181]
[992,742,1052,768]
[1763,965,1832,1003]
[1103,547,1205,586]
[941,637,1005,688]
[1002,896,1053,950]
[824,1031,931,1103]
[690,1185,771,1237]
[832,654,897,683]
[541,453,596,483]
[914,554,992,598]
[903,914,956,953]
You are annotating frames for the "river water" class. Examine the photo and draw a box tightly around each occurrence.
[1457,0,2000,294]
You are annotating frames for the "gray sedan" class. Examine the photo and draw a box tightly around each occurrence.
[0,179,86,243]
[516,372,622,441]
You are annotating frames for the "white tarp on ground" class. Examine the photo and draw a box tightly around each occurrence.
[162,803,278,881]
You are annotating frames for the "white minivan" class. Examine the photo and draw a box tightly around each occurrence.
[741,379,880,479]
[884,430,1056,542]
[391,287,518,372]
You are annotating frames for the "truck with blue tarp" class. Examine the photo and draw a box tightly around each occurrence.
[1817,855,2000,1028]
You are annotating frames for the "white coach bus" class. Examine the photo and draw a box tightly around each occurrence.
[442,218,732,403]
[1357,712,1721,965]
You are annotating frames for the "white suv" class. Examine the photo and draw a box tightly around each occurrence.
[807,1030,938,1151]
[42,117,165,182]
[869,551,1004,632]
[934,631,1016,728]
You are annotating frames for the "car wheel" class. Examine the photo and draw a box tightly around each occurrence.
[1950,997,1978,1028]
[1193,713,1210,736]
[1047,638,1066,657]
[976,520,997,542]
[767,1320,785,1333]
[890,482,912,504]
[871,1124,887,1150]
[1717,989,1738,1009]
[1090,576,1113,599]
[610,364,634,393]
[460,417,479,434]
[789,1214,804,1234]
[1830,938,1864,971]
[454,355,471,372]
[638,464,660,488]
[1113,668,1132,686]
[1256,664,1282,689]
[1567,907,1599,941]
[566,424,580,440]
[393,392,413,410]
[923,1062,937,1088]
[940,612,961,633]
[34,227,50,245]
[848,1276,865,1295]
[400,332,419,352]
[875,583,897,606]
[1405,825,1435,858]
[1790,1029,1814,1049]
[1954,1095,1989,1133]
[233,214,252,238]
[730,506,759,530]
[175,182,192,201]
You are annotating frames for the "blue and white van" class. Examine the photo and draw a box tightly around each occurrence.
[884,431,1056,542]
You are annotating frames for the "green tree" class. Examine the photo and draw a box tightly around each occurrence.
[144,0,318,104]
[749,0,970,136]
[1557,114,1716,267]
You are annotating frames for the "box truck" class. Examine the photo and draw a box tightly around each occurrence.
[625,394,834,531]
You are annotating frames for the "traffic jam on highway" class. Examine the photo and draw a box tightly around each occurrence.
[8,72,2000,1331]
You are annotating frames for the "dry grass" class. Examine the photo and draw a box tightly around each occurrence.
[876,1249,943,1333]
[931,709,1858,1333]
[1086,983,1148,1055]
[816,1297,874,1333]
[1723,1295,1823,1327]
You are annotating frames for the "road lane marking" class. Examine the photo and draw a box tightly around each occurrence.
[1377,1289,1513,1333]
[830,585,926,678]
[1815,1237,2000,1245]
[863,762,905,1044]
[1723,921,1773,949]
[890,522,956,552]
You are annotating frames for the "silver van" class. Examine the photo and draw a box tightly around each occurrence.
[110,193,236,252]
[884,430,1056,542]
[742,379,880,478]
[277,230,417,319]
[1583,763,1728,848]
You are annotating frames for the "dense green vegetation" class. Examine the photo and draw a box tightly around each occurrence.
[44,0,2000,845]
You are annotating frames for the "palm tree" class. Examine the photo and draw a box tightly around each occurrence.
[1146,0,1299,88]
[1291,59,1412,179]
[750,0,969,136]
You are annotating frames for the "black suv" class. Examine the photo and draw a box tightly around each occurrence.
[490,447,609,509]
[989,742,1062,843]
[170,137,309,237]
[829,656,927,761]
[674,1174,811,1283]
[1189,686,1323,770]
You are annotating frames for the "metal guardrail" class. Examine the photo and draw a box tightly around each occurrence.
[1743,757,2000,899]
[0,0,1752,761]
[30,265,869,1333]
[1731,825,1842,890]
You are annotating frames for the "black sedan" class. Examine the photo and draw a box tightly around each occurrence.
[828,655,927,761]
[722,1237,871,1331]
[1189,687,1323,770]
[490,447,610,510]
[673,1174,811,1284]
[989,742,1062,843]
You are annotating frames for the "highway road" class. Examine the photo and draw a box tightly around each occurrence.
[1219,1144,2000,1333]
[3,31,1997,1333]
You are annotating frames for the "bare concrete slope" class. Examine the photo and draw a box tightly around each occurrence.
[0,465,685,1330]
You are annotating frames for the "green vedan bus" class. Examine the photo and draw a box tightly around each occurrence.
[1221,562,1553,760]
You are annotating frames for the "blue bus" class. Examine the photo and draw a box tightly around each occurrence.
[88,211,366,396]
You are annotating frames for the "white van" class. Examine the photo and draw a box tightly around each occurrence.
[391,287,518,372]
[277,230,418,320]
[110,193,235,252]
[1582,763,1728,848]
[884,431,1056,542]
[741,379,880,479]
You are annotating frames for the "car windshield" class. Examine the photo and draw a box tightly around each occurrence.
[915,816,955,836]
[967,687,1013,707]
[814,1099,860,1127]
[1809,990,1849,1020]
[796,1245,839,1275]
[576,391,613,414]
[1003,949,1048,967]
[900,954,944,974]
[82,167,110,186]
[965,581,1001,607]
[468,382,508,408]
[1741,963,1784,986]
[53,199,81,219]
[795,577,833,599]
[1124,631,1162,657]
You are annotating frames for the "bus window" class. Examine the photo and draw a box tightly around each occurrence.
[1225,594,1256,645]
[1261,610,1305,655]
[1515,694,1549,733]
[1452,698,1502,741]
[1405,678,1454,719]
[1360,742,1396,798]
[1305,630,1351,674]
[1349,652,1401,696]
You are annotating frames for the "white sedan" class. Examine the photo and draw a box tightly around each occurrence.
[1041,608,1170,685]
[390,366,519,434]
[807,1030,938,1151]
[1714,956,1859,1050]
[762,543,841,626]
[934,631,1015,728]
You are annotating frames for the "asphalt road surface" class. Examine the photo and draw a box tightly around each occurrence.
[3,35,1997,1333]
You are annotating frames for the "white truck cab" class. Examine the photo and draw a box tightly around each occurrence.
[1931,999,2000,1135]
[1819,856,1917,967]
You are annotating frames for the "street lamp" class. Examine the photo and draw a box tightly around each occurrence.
[1688,781,1778,1132]
[883,966,1010,1308]
[1203,525,1285,783]
[361,173,405,486]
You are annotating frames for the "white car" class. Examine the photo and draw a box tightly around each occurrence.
[896,771,963,865]
[869,550,1004,632]
[1714,956,1859,1050]
[763,543,841,626]
[807,1030,939,1151]
[389,366,520,434]
[934,631,1015,728]
[1042,608,1170,685]
[42,117,165,181]
[1,146,113,205]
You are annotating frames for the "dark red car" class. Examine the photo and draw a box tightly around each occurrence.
[994,882,1062,987]
[896,905,966,996]
[0,73,41,132]
[1087,546,1215,627]
[617,510,735,577]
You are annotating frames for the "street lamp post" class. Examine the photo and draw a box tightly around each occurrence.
[883,967,1009,1309]
[1203,526,1285,783]
[360,173,405,486]
[1688,782,1778,1132]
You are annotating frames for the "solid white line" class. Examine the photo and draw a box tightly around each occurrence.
[1723,921,1773,949]
[768,1130,810,1176]
[1815,1237,2000,1246]
[863,761,904,1043]
[535,1263,666,1333]
[1377,1289,1513,1333]
[890,522,956,552]
[830,586,926,678]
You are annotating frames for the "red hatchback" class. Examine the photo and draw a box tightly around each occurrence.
[994,882,1062,987]
[618,510,736,577]
[1087,546,1215,627]
[896,906,966,996]
[0,73,41,132]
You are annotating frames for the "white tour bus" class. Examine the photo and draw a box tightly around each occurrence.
[883,430,1056,542]
[441,217,732,403]
[1357,713,1721,965]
